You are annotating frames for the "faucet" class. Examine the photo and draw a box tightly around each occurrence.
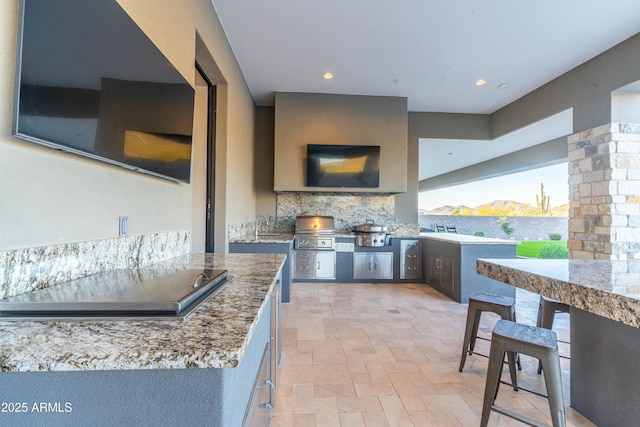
[255,215,269,239]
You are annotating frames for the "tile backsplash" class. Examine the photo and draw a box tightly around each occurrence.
[276,192,401,231]
[0,230,190,299]
[229,192,410,239]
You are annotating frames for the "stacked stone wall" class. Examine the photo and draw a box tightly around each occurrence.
[568,123,640,259]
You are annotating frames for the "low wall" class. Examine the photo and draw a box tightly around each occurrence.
[419,215,568,241]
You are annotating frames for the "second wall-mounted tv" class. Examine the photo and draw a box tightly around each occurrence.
[307,144,380,188]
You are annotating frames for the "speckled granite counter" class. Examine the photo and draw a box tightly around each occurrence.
[229,233,294,244]
[477,258,640,328]
[0,253,285,372]
[477,258,640,426]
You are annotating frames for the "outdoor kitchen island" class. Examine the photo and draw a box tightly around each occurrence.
[477,258,640,427]
[0,253,285,427]
[421,233,519,303]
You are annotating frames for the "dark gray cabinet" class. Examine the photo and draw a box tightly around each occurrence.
[429,254,454,293]
[423,235,517,302]
[353,252,393,279]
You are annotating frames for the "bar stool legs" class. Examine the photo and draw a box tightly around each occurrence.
[481,320,566,427]
[537,296,570,374]
[459,292,520,391]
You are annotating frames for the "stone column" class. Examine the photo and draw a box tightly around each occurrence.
[568,123,640,259]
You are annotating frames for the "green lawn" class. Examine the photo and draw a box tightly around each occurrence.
[516,240,568,258]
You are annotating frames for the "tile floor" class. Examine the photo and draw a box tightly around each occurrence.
[271,282,595,427]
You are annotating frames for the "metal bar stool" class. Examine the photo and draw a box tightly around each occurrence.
[459,292,520,391]
[481,320,565,427]
[537,296,570,374]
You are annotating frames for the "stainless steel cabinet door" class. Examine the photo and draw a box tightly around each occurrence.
[315,251,336,279]
[353,252,393,279]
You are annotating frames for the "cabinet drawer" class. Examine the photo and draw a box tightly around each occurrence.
[400,240,422,279]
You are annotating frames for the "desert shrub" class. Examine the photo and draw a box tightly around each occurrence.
[474,231,485,237]
[548,233,562,241]
[539,244,568,259]
[497,217,514,238]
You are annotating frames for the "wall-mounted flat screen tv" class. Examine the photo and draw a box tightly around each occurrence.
[13,0,195,183]
[307,144,380,188]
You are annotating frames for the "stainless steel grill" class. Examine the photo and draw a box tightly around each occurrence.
[294,216,335,250]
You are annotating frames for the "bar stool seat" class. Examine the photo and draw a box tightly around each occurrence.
[459,292,520,391]
[481,320,566,427]
[537,296,570,374]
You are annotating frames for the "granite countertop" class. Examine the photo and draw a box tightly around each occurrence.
[420,233,519,245]
[229,231,516,245]
[230,233,294,243]
[477,258,640,328]
[0,253,285,372]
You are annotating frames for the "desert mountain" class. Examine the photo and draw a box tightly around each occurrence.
[423,200,568,217]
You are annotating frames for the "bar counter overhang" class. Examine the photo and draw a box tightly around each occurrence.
[477,258,640,427]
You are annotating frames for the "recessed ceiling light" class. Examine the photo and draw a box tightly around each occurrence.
[497,82,510,89]
[323,72,333,79]
[475,79,486,86]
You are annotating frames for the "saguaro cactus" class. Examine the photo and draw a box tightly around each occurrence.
[536,183,550,214]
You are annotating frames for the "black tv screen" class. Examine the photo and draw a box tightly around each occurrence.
[307,144,380,188]
[13,0,195,183]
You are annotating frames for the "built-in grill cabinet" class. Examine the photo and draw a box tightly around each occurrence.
[293,216,336,280]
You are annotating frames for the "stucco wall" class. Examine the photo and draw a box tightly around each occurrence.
[0,0,256,252]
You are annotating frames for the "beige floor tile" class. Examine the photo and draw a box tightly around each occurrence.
[314,383,357,398]
[292,413,316,427]
[399,395,426,412]
[350,372,373,384]
[361,410,392,427]
[354,382,397,397]
[365,361,393,385]
[345,350,368,373]
[336,395,384,413]
[271,282,594,427]
[379,394,411,427]
[314,397,340,426]
[293,384,316,413]
[339,412,365,427]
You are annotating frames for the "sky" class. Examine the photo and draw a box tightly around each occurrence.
[418,163,569,211]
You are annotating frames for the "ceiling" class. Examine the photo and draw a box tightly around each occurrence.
[210,0,640,180]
